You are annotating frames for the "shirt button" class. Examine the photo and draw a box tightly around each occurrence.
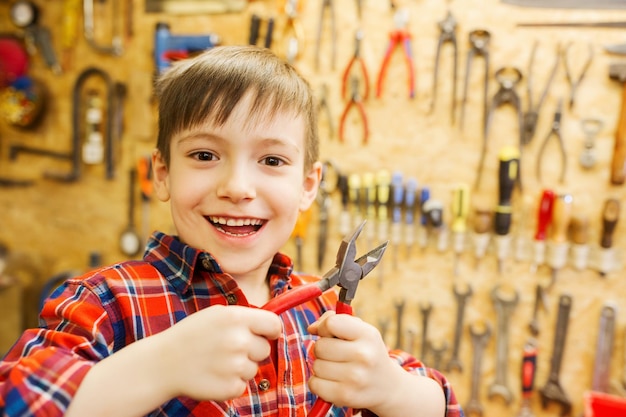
[201,257,214,271]
[226,294,238,305]
[258,379,271,391]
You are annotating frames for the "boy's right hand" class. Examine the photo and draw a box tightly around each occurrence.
[156,305,281,402]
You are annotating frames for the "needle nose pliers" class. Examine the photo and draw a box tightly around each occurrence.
[262,220,388,417]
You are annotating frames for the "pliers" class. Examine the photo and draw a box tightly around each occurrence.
[342,29,370,101]
[536,99,567,184]
[375,9,415,99]
[340,76,369,144]
[262,221,388,416]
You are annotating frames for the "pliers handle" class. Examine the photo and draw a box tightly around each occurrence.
[339,76,369,144]
[376,9,415,99]
[342,30,370,101]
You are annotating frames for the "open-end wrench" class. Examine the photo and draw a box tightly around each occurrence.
[446,282,473,372]
[428,340,448,370]
[465,321,491,416]
[592,302,618,393]
[420,301,433,359]
[489,285,519,405]
[528,283,548,336]
[539,294,573,416]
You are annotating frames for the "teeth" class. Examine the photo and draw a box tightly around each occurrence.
[209,216,262,226]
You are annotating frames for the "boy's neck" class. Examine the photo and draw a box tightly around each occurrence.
[235,274,271,307]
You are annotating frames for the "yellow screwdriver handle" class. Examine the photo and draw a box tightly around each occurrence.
[451,183,470,234]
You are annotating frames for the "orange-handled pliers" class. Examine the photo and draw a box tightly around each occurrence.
[375,9,415,99]
[339,76,369,144]
[342,29,370,101]
[262,221,388,416]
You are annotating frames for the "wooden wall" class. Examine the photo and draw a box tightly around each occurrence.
[2,0,626,415]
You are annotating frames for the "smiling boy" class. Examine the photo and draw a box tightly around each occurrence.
[0,46,462,417]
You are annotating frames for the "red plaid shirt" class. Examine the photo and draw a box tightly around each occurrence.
[0,232,463,417]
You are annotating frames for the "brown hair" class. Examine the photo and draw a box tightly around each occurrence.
[154,45,318,171]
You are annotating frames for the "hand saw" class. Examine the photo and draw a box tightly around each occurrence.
[502,0,626,9]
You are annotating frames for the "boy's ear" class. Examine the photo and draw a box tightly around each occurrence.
[299,161,322,211]
[151,149,171,202]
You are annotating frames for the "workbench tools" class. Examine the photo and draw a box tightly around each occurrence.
[430,11,458,123]
[530,189,555,274]
[517,340,538,417]
[494,146,520,274]
[546,193,573,287]
[596,197,620,277]
[609,62,626,185]
[451,183,470,276]
[154,22,220,76]
[460,29,490,131]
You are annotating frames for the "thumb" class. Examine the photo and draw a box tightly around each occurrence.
[307,310,336,336]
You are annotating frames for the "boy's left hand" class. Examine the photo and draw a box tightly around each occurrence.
[307,311,402,413]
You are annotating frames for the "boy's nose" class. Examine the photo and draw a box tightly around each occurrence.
[216,163,256,202]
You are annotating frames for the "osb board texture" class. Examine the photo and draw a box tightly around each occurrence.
[1,0,626,415]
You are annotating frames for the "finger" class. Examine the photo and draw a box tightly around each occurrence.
[248,334,272,362]
[313,313,364,341]
[248,309,282,340]
[308,310,335,335]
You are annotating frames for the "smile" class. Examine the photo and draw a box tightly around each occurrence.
[208,216,264,236]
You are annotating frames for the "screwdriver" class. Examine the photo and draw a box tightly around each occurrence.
[547,193,573,287]
[570,213,590,271]
[494,146,520,274]
[418,187,431,250]
[472,207,493,269]
[390,171,404,269]
[530,189,555,274]
[348,173,362,230]
[451,183,470,276]
[423,198,447,252]
[404,177,418,256]
[517,339,538,417]
[338,174,350,236]
[291,207,311,271]
[362,172,376,248]
[598,198,620,277]
[375,170,391,287]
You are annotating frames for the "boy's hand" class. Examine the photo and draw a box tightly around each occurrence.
[307,311,402,413]
[158,305,281,402]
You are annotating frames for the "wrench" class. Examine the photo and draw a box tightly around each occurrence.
[420,301,433,359]
[394,299,405,350]
[446,282,473,372]
[528,283,547,336]
[489,285,519,405]
[539,293,573,416]
[428,340,448,370]
[465,321,492,416]
[592,302,617,393]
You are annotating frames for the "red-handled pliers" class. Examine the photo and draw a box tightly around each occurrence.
[262,220,388,416]
[375,9,415,99]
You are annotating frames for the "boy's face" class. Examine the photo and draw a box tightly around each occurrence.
[152,93,321,279]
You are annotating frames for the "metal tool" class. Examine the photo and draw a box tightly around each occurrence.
[489,285,519,405]
[419,301,432,359]
[317,84,334,141]
[262,220,388,417]
[338,175,350,237]
[539,294,573,416]
[578,118,603,169]
[83,0,124,55]
[153,22,219,76]
[530,189,555,274]
[390,172,404,268]
[518,20,626,28]
[446,282,472,372]
[517,339,538,417]
[477,67,523,191]
[528,284,548,336]
[394,299,405,350]
[547,194,573,287]
[569,213,590,271]
[465,321,492,416]
[592,303,618,393]
[248,14,274,48]
[472,208,492,269]
[451,183,470,276]
[536,100,567,184]
[522,41,560,145]
[460,29,491,131]
[417,187,431,250]
[403,178,418,256]
[428,340,448,370]
[339,76,368,144]
[597,198,620,277]
[348,174,363,230]
[314,0,336,71]
[342,30,370,101]
[493,146,520,274]
[562,42,593,109]
[609,62,626,185]
[281,0,305,64]
[119,168,142,257]
[375,8,415,99]
[506,0,626,8]
[317,161,339,271]
[430,11,458,123]
[291,208,311,272]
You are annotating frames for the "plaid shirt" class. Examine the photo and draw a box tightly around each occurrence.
[0,232,463,417]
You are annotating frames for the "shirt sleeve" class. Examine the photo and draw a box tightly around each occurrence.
[358,349,464,417]
[0,280,113,417]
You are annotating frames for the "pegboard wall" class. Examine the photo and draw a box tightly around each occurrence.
[2,0,626,416]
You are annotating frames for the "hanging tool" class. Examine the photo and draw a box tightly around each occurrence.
[494,146,520,274]
[83,0,124,56]
[489,285,519,405]
[609,62,626,185]
[460,29,491,131]
[430,11,458,123]
[82,89,105,165]
[451,183,470,276]
[338,174,350,236]
[262,221,388,417]
[314,0,336,71]
[403,177,418,256]
[547,193,573,288]
[137,155,153,246]
[119,167,142,257]
[10,0,62,74]
[281,0,305,64]
[423,198,447,252]
[591,303,618,394]
[61,0,81,70]
[578,118,603,170]
[530,189,555,274]
[317,83,335,141]
[569,213,590,271]
[362,172,376,248]
[339,76,368,144]
[536,99,567,184]
[291,207,311,272]
[518,20,626,28]
[522,41,560,145]
[375,8,415,99]
[348,173,363,231]
[507,0,626,8]
[465,321,492,416]
[561,42,593,109]
[390,172,404,269]
[248,14,274,49]
[516,339,538,417]
[472,208,492,269]
[375,170,391,286]
[476,67,523,191]
[597,197,620,277]
[342,30,369,101]
[528,283,548,336]
[539,294,573,417]
[317,161,339,271]
[446,283,472,372]
[417,186,431,249]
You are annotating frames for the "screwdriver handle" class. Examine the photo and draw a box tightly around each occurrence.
[404,178,417,225]
[534,189,555,241]
[391,171,404,223]
[494,146,520,236]
[521,341,538,397]
[451,183,470,234]
[570,214,590,245]
[550,194,573,244]
[600,198,620,249]
[473,209,493,234]
[420,187,431,226]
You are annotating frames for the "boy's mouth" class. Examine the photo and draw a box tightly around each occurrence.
[208,216,264,236]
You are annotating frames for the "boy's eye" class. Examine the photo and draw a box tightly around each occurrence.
[194,151,216,161]
[262,156,284,167]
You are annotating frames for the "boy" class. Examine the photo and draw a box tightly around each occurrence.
[0,46,462,417]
